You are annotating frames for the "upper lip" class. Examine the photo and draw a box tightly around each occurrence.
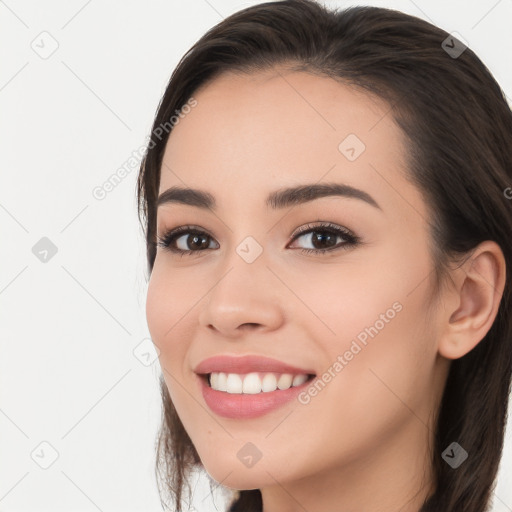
[194,354,316,376]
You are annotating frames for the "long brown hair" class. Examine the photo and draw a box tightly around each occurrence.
[136,1,512,510]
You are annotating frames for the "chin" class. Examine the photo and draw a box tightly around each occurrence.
[201,460,277,490]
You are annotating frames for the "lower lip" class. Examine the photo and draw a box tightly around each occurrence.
[197,374,315,419]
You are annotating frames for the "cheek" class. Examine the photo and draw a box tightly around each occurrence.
[306,252,437,423]
[323,279,437,437]
[291,260,390,337]
[145,262,188,362]
[146,266,194,417]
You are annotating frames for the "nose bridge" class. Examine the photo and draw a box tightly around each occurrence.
[198,234,284,335]
[222,226,274,291]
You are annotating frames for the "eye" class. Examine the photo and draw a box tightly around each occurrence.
[156,225,218,257]
[287,222,360,255]
[156,222,360,257]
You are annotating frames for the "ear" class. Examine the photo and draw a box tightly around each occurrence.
[438,240,506,360]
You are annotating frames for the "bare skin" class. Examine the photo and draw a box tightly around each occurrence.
[145,68,506,512]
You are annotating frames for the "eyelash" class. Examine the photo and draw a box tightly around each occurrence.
[155,222,360,257]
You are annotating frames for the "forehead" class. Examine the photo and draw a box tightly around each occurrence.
[159,69,425,222]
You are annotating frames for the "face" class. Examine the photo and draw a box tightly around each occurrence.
[146,69,448,492]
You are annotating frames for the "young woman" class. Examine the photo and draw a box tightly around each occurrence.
[136,1,512,510]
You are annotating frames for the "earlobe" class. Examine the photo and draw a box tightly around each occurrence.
[438,241,506,360]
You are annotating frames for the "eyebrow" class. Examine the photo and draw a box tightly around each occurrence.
[156,182,382,211]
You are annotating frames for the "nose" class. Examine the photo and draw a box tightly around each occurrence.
[198,261,285,339]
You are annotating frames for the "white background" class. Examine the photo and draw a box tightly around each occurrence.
[1,1,511,511]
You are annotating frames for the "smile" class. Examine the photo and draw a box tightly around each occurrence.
[197,372,316,419]
[207,371,314,394]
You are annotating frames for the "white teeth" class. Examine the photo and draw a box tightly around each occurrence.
[226,373,243,393]
[208,372,311,393]
[277,373,293,390]
[216,372,227,391]
[292,374,308,387]
[242,372,262,394]
[261,373,277,392]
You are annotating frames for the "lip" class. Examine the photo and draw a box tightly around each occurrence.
[193,354,316,376]
[196,372,315,419]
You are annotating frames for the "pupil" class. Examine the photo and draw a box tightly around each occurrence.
[312,231,336,249]
[189,234,208,250]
